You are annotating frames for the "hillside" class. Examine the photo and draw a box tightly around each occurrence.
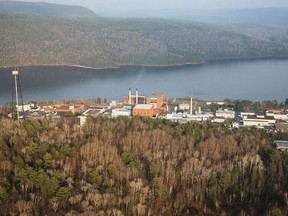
[0,1,98,18]
[0,117,288,215]
[0,13,288,68]
[116,8,288,27]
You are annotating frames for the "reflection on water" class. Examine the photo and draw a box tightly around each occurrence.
[0,59,288,104]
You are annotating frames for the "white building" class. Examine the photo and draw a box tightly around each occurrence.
[17,103,34,112]
[178,104,190,110]
[166,112,186,121]
[206,100,225,105]
[215,109,235,119]
[79,116,87,127]
[166,112,213,122]
[239,112,255,118]
[187,113,214,121]
[266,110,288,121]
[111,106,132,118]
[243,115,276,127]
[212,117,226,123]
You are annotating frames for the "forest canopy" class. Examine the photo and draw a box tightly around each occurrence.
[1,14,288,68]
[0,116,288,215]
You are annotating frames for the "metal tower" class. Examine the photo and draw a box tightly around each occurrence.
[11,70,24,123]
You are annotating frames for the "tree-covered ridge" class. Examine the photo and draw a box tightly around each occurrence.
[0,1,98,18]
[0,116,288,215]
[1,14,288,68]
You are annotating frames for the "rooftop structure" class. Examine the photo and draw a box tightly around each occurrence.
[274,140,288,151]
[147,93,164,98]
[146,93,165,109]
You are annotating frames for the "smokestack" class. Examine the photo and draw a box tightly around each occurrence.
[190,91,193,115]
[136,88,138,104]
[128,87,131,104]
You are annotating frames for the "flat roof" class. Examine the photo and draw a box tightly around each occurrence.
[274,140,288,149]
[113,108,131,112]
[246,115,275,120]
[147,93,163,98]
[134,104,153,110]
[84,109,101,115]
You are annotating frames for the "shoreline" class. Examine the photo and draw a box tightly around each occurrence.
[0,61,206,70]
[1,55,288,70]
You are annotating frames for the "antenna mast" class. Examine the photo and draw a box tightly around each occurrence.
[12,70,24,124]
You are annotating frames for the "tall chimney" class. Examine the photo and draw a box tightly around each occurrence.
[190,91,193,116]
[128,87,131,104]
[136,88,139,104]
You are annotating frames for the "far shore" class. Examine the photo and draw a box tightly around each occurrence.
[1,55,288,70]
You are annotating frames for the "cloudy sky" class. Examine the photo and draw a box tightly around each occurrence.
[19,0,288,10]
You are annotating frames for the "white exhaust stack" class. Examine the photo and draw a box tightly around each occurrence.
[190,91,193,115]
[128,87,131,104]
[136,88,139,104]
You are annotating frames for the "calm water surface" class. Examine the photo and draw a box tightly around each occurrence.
[0,59,288,104]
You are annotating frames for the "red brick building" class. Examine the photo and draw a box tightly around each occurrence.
[133,104,154,118]
[146,93,164,108]
[146,93,167,115]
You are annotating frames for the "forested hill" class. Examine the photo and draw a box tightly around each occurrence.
[1,13,288,68]
[0,1,98,18]
[0,117,288,215]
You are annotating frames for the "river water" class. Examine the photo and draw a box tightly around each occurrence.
[0,59,288,104]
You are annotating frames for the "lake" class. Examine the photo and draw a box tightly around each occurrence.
[0,59,288,105]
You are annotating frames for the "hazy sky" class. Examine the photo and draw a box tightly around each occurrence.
[19,0,288,10]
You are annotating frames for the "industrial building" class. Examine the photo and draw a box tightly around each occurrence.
[166,112,213,122]
[266,110,288,121]
[54,104,84,114]
[123,88,145,105]
[146,93,167,116]
[146,93,165,108]
[133,104,154,118]
[123,90,168,118]
[242,115,276,127]
[215,109,235,119]
[111,106,132,118]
